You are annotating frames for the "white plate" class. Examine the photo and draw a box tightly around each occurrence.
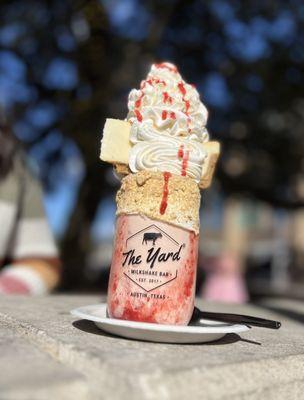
[71,303,250,344]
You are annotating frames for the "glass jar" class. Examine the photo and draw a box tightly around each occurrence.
[107,213,199,325]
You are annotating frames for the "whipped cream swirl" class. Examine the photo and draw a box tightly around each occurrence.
[127,62,209,182]
[129,120,207,181]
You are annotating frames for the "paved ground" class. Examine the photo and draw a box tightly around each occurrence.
[0,295,303,399]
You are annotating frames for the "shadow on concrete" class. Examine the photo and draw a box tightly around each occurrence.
[72,319,260,346]
[73,319,114,338]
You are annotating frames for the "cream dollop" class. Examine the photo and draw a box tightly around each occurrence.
[127,62,209,181]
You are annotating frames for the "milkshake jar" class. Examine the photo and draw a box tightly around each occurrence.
[107,171,200,325]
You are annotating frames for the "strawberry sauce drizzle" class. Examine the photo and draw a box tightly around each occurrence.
[181,150,190,177]
[185,100,190,114]
[134,88,144,122]
[177,81,192,132]
[135,92,144,108]
[134,64,194,129]
[163,92,172,104]
[135,76,167,122]
[134,109,143,122]
[160,171,171,215]
[178,82,186,97]
[177,144,184,159]
[162,110,167,120]
[161,110,176,120]
[141,78,166,88]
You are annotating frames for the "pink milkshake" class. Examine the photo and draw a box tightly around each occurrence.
[107,214,199,325]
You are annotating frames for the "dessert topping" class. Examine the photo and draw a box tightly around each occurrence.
[160,171,172,215]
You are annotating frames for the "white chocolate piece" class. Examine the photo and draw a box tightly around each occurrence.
[200,141,220,189]
[100,119,131,165]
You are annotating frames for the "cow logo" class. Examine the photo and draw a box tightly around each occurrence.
[142,232,162,246]
[123,223,185,292]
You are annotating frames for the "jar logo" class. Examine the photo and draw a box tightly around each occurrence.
[122,224,185,292]
[142,232,162,246]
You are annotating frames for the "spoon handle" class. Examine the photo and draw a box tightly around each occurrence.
[198,310,281,329]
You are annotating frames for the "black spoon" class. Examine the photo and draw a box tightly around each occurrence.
[190,306,281,329]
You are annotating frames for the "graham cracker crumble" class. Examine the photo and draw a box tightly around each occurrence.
[116,170,200,233]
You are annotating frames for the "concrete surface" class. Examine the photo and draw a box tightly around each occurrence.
[0,295,303,400]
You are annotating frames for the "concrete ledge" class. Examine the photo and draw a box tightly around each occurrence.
[0,295,303,399]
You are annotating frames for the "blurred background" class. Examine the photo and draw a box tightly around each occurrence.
[0,0,303,300]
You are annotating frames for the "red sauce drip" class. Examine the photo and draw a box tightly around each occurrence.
[154,63,177,73]
[136,76,167,123]
[162,110,167,120]
[178,144,184,159]
[178,81,191,118]
[163,92,172,103]
[181,150,190,177]
[135,84,146,117]
[185,100,190,114]
[137,77,167,118]
[170,111,176,119]
[155,78,166,85]
[134,109,143,122]
[144,77,166,86]
[178,82,186,96]
[135,95,143,108]
[160,171,171,215]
